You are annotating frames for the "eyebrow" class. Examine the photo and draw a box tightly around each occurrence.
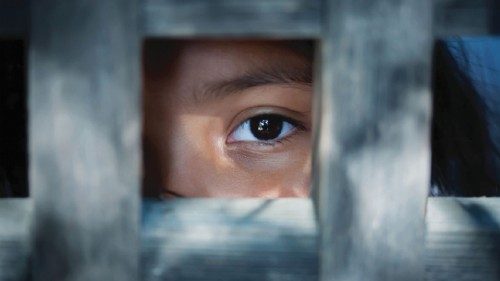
[195,63,312,103]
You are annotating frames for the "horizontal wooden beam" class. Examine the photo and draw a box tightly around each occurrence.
[1,0,497,38]
[142,199,318,280]
[0,199,31,281]
[426,197,500,280]
[433,0,499,37]
[143,0,321,38]
[1,198,499,280]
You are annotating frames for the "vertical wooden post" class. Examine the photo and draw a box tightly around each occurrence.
[314,0,432,280]
[29,1,140,280]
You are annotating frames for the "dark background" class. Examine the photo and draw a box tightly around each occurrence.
[0,40,27,197]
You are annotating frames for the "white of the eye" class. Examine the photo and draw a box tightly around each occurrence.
[230,119,295,142]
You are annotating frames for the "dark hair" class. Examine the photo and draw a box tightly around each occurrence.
[431,38,500,196]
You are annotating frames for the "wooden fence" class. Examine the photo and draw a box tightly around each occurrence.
[0,0,499,280]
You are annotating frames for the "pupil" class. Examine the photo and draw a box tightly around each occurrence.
[250,114,283,140]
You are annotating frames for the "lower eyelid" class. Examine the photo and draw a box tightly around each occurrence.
[229,128,303,151]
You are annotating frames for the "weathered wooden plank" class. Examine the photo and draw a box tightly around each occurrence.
[426,198,500,281]
[0,199,31,281]
[142,199,318,281]
[1,0,497,38]
[0,0,26,38]
[433,0,499,37]
[314,0,433,281]
[29,1,141,280]
[0,198,499,281]
[143,0,321,38]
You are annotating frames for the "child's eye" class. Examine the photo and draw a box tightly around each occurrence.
[227,114,299,143]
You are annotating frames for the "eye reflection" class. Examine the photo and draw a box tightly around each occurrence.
[228,114,300,143]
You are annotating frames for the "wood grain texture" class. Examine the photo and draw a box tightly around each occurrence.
[142,0,321,38]
[1,0,497,38]
[28,1,141,280]
[426,198,500,281]
[0,199,31,281]
[314,0,433,281]
[142,199,318,281]
[1,198,499,281]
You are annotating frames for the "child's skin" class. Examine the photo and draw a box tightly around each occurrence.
[143,40,312,197]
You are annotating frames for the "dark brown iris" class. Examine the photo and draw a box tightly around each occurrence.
[250,114,284,140]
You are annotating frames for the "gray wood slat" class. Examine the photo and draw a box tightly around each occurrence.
[426,198,500,281]
[29,1,141,280]
[433,0,499,37]
[1,0,497,38]
[314,0,433,280]
[143,0,321,38]
[141,199,318,281]
[0,199,31,281]
[1,198,499,281]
